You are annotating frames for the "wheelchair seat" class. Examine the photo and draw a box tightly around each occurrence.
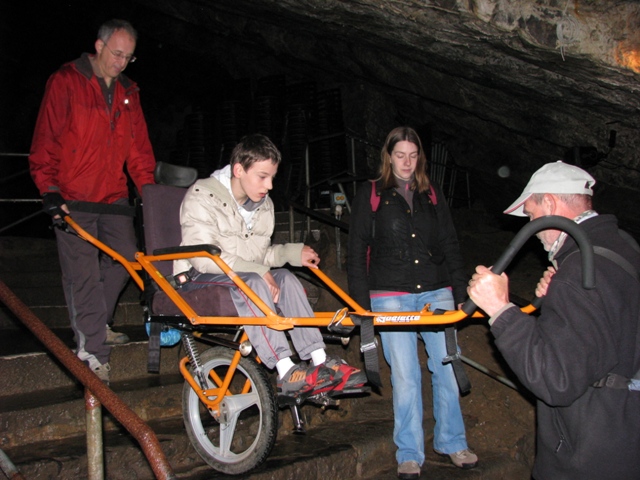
[142,182,237,317]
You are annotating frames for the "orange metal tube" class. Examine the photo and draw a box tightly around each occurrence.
[310,267,366,312]
[63,216,144,289]
[179,357,231,413]
[179,332,254,411]
[63,214,534,330]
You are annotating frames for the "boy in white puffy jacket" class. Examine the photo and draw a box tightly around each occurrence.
[174,134,366,396]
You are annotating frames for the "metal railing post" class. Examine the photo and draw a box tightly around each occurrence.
[86,390,104,480]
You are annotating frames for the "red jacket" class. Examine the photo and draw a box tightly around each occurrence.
[29,54,155,204]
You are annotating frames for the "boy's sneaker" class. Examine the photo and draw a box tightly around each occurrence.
[277,363,337,397]
[93,362,111,385]
[435,448,478,469]
[105,325,130,345]
[324,356,367,391]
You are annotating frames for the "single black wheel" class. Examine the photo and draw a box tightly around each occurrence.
[182,346,278,475]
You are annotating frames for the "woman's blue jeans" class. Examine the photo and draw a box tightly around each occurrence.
[371,287,469,466]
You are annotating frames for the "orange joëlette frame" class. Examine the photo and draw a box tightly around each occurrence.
[62,214,536,332]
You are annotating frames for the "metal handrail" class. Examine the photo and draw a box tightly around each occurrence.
[0,152,43,234]
[0,280,176,479]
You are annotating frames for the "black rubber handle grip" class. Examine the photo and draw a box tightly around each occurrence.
[462,215,595,315]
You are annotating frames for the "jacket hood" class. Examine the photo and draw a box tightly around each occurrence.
[211,165,268,212]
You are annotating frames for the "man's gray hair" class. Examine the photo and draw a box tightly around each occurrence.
[530,193,592,211]
[98,19,138,43]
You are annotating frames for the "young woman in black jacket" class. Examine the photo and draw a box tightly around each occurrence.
[347,127,476,479]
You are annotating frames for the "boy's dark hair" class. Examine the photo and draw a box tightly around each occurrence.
[230,134,281,173]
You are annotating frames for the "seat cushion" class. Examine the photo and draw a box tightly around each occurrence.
[142,183,238,319]
[152,285,238,317]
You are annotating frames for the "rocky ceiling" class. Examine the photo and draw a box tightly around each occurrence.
[5,0,640,231]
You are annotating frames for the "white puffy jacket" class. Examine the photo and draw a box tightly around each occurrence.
[173,171,303,277]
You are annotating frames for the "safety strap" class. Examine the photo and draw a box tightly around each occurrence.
[147,321,162,374]
[593,373,632,389]
[435,309,471,394]
[593,246,639,281]
[350,313,382,387]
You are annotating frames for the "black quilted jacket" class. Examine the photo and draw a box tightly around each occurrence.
[347,180,467,311]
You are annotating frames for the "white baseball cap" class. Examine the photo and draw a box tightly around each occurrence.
[504,161,596,217]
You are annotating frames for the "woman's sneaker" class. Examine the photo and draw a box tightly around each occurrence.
[435,448,478,469]
[397,460,420,479]
[323,356,367,391]
[277,363,337,397]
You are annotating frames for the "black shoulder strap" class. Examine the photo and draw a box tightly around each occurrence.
[593,246,639,282]
[370,181,379,240]
[588,240,640,390]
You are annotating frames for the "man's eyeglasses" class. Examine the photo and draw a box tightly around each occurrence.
[104,43,137,63]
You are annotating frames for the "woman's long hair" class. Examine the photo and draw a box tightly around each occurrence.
[377,126,431,193]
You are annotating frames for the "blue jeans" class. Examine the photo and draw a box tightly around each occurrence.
[371,288,468,466]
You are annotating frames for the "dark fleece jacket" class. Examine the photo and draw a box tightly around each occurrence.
[491,214,640,480]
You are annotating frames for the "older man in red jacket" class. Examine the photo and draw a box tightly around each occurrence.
[29,19,156,384]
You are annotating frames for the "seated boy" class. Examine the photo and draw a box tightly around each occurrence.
[173,133,366,396]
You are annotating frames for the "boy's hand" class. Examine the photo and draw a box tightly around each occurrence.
[301,245,320,269]
[263,272,280,303]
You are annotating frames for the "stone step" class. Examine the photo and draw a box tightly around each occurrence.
[0,341,187,470]
[0,297,145,331]
[0,340,180,397]
[7,397,398,480]
[0,336,399,480]
[0,334,354,448]
[4,383,532,480]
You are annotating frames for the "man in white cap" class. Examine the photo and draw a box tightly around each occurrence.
[468,161,640,480]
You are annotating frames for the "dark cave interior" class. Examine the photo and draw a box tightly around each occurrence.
[3,0,640,236]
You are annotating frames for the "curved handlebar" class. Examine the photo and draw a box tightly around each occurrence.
[462,215,595,315]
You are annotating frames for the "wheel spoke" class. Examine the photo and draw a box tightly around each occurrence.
[218,392,261,457]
